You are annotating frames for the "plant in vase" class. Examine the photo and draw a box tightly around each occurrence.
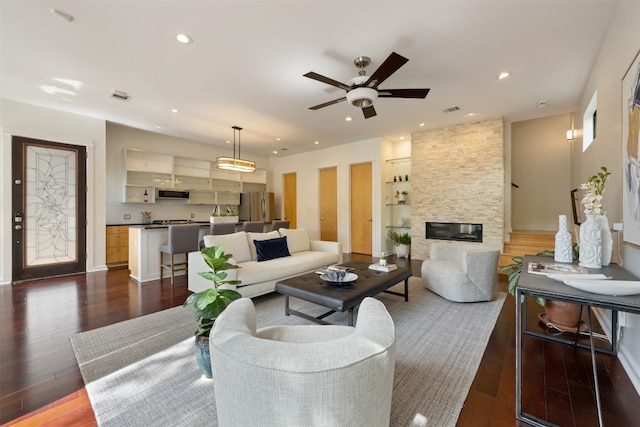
[379,251,387,266]
[183,245,242,378]
[579,166,612,267]
[501,246,584,331]
[388,230,411,258]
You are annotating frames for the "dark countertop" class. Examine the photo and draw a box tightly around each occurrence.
[109,220,276,228]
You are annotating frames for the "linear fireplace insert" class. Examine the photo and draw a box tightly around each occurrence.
[426,222,483,243]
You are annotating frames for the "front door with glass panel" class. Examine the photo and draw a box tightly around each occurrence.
[11,136,87,282]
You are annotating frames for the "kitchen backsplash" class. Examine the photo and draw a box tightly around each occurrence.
[106,201,234,225]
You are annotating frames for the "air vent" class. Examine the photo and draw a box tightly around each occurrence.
[111,90,131,101]
[442,106,460,113]
[280,148,288,151]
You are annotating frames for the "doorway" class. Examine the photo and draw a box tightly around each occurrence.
[283,172,297,229]
[350,162,372,255]
[11,136,87,282]
[319,166,337,241]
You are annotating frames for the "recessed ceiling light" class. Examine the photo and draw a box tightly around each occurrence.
[537,99,549,109]
[466,112,477,117]
[400,136,405,140]
[498,72,510,80]
[314,141,319,145]
[419,123,425,127]
[273,151,278,154]
[156,125,163,129]
[171,108,179,113]
[276,137,281,141]
[226,140,231,144]
[176,33,193,44]
[345,116,352,122]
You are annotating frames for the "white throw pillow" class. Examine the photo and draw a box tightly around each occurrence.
[246,230,280,260]
[278,228,311,254]
[203,231,252,263]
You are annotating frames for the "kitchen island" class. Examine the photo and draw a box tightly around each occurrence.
[128,223,211,283]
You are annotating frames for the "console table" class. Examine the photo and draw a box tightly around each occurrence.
[516,256,640,427]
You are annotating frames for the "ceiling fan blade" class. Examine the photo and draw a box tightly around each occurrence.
[309,97,347,110]
[362,105,377,119]
[303,72,351,91]
[378,88,430,98]
[364,52,409,88]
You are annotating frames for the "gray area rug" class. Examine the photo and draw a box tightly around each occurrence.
[71,277,505,426]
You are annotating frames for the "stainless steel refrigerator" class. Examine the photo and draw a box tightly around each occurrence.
[239,192,274,222]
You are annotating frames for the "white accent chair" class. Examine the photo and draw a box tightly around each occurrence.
[421,242,500,302]
[210,297,396,427]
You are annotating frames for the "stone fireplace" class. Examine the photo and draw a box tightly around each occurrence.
[410,118,505,259]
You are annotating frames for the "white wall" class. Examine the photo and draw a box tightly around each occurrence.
[1,99,107,283]
[572,0,640,392]
[512,113,573,231]
[269,137,383,254]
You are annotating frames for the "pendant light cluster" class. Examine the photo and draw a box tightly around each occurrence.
[216,125,256,173]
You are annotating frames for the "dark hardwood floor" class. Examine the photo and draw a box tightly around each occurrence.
[1,254,639,426]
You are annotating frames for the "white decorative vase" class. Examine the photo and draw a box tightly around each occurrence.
[554,215,573,263]
[395,244,410,259]
[397,217,405,227]
[579,214,602,269]
[596,214,612,266]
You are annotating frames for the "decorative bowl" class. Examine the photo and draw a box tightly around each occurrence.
[321,272,358,285]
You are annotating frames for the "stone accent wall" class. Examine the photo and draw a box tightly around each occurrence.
[411,118,505,259]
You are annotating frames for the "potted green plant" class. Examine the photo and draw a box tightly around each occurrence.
[183,245,242,378]
[388,230,411,258]
[500,246,583,330]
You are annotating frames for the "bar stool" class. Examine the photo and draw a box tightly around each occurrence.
[242,221,265,232]
[160,224,200,285]
[210,222,237,235]
[271,220,290,231]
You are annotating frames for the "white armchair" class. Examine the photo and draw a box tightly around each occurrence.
[210,297,396,427]
[421,242,500,302]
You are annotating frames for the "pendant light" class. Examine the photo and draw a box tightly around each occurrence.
[216,125,256,173]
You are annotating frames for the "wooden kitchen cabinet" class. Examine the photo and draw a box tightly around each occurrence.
[106,225,129,266]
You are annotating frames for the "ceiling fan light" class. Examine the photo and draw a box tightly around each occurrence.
[346,87,378,108]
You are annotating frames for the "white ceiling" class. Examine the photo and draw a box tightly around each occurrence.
[0,1,617,157]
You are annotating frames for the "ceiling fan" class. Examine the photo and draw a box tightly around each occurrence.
[304,52,430,119]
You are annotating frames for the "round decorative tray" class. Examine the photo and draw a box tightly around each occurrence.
[320,272,358,285]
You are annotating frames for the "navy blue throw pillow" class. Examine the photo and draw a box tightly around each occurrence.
[254,236,291,262]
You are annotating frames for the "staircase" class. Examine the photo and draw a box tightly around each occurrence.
[499,230,556,272]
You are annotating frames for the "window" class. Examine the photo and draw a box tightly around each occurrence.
[583,91,597,151]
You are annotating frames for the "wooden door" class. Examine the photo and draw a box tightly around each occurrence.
[12,136,87,282]
[283,172,297,229]
[319,166,337,241]
[350,162,372,255]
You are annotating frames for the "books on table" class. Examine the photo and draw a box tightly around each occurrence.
[368,263,398,272]
[527,261,588,276]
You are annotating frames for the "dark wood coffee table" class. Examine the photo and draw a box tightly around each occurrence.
[275,261,411,326]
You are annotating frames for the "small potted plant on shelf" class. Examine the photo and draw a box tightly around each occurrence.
[388,230,411,258]
[395,190,409,204]
[183,245,242,378]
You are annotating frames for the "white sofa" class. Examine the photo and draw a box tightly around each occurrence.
[188,228,343,298]
[210,297,396,426]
